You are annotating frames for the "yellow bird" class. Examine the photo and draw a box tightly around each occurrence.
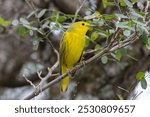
[59,21,89,92]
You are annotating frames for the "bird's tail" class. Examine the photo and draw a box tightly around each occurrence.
[61,65,70,92]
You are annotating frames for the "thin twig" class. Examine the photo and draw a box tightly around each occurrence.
[132,91,143,100]
[24,32,139,100]
[117,86,129,93]
[113,0,123,14]
[25,0,37,12]
[72,0,87,23]
[23,75,36,88]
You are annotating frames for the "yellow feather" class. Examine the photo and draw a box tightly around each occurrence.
[59,21,89,92]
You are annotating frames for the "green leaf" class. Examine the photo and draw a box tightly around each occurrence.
[101,56,108,64]
[103,14,116,20]
[117,94,124,100]
[23,24,38,31]
[106,2,115,6]
[115,48,127,61]
[140,27,149,45]
[65,14,77,18]
[123,0,133,8]
[17,26,28,37]
[115,50,122,61]
[32,38,39,51]
[84,11,101,20]
[131,0,137,2]
[42,21,50,29]
[123,30,131,37]
[147,38,150,45]
[116,22,129,29]
[0,17,10,27]
[37,9,46,18]
[133,20,146,27]
[102,0,108,8]
[29,30,33,36]
[136,72,144,80]
[20,18,30,25]
[102,0,115,8]
[141,78,147,89]
[115,13,128,19]
[91,31,99,41]
[131,11,144,18]
[50,11,57,21]
[146,38,150,49]
[94,44,101,50]
[116,21,135,31]
[97,29,110,38]
[50,11,67,22]
[120,0,126,6]
[57,16,67,22]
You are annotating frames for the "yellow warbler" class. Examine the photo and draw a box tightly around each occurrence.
[59,21,89,92]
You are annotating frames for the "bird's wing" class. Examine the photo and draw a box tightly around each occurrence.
[59,32,66,74]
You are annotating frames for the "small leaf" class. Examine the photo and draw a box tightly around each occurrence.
[131,11,144,18]
[94,44,101,50]
[115,13,128,19]
[115,48,127,61]
[84,11,101,20]
[102,0,108,8]
[37,9,46,18]
[50,11,58,21]
[117,94,124,100]
[140,27,149,45]
[123,30,131,37]
[120,0,126,6]
[29,30,33,36]
[133,20,146,27]
[115,50,122,61]
[116,22,129,29]
[106,2,115,6]
[141,78,147,89]
[146,38,150,49]
[0,17,10,27]
[65,14,78,18]
[136,72,144,80]
[12,19,19,26]
[20,18,30,25]
[101,56,108,64]
[17,26,28,37]
[91,31,99,41]
[23,24,38,31]
[102,0,115,8]
[123,0,133,7]
[42,21,50,29]
[131,0,137,2]
[97,29,110,37]
[57,16,67,22]
[103,14,116,20]
[32,38,39,51]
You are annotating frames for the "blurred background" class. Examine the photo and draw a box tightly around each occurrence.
[0,0,150,100]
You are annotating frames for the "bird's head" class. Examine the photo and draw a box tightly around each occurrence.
[68,21,89,34]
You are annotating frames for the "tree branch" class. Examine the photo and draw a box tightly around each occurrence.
[24,32,139,100]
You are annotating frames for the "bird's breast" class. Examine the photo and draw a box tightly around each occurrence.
[65,33,85,67]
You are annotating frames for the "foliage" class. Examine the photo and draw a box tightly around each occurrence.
[10,0,149,99]
[0,17,10,27]
[136,72,147,89]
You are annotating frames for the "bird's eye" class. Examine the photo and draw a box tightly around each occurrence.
[82,23,85,26]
